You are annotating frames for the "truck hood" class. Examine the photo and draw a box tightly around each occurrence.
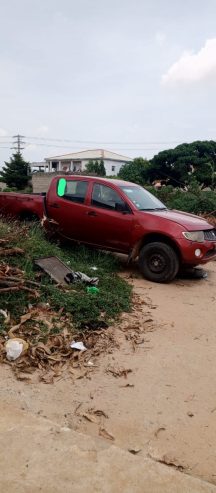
[141,209,212,231]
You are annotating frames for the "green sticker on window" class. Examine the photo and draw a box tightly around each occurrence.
[57,178,66,197]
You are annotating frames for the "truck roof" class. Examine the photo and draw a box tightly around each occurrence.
[55,175,138,187]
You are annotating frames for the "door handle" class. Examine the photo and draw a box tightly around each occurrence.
[86,211,97,216]
[50,203,61,208]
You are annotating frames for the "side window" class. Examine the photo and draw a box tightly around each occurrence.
[57,178,88,204]
[91,183,125,210]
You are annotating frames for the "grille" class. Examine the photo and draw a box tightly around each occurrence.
[204,229,216,241]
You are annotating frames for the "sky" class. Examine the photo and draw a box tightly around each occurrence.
[1,0,216,166]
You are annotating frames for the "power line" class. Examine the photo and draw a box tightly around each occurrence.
[23,142,169,151]
[26,135,182,145]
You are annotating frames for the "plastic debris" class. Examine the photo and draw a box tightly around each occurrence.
[65,272,99,286]
[0,309,8,319]
[87,286,100,294]
[70,341,87,351]
[90,266,98,271]
[35,256,99,286]
[0,309,10,324]
[5,338,29,361]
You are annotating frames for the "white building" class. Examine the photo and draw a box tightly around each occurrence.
[31,149,131,175]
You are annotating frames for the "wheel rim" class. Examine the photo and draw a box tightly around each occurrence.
[148,253,167,274]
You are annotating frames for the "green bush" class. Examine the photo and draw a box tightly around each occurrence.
[3,187,17,192]
[146,186,216,214]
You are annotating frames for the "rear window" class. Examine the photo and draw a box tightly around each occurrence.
[57,179,88,204]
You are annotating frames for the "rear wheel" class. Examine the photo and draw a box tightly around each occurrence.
[138,242,179,283]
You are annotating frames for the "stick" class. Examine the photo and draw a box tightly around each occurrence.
[0,247,24,256]
[0,276,41,288]
[0,285,39,297]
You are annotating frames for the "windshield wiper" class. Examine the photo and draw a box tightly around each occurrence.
[139,207,167,211]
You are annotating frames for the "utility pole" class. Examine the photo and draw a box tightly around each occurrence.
[11,134,25,153]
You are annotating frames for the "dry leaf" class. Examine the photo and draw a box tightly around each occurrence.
[120,383,134,388]
[154,427,166,438]
[93,409,108,418]
[107,367,132,378]
[99,427,114,441]
[128,448,141,455]
[82,413,98,424]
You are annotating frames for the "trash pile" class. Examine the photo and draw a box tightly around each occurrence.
[0,238,116,382]
[0,305,117,383]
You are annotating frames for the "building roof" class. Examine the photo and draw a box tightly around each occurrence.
[45,149,131,162]
[30,161,47,168]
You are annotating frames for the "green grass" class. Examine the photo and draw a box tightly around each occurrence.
[0,220,132,329]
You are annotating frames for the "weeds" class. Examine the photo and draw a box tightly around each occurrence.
[0,219,131,328]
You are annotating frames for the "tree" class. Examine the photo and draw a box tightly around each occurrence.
[148,141,216,188]
[118,157,150,185]
[0,152,31,190]
[85,159,106,176]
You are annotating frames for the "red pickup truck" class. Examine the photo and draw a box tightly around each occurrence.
[0,176,216,282]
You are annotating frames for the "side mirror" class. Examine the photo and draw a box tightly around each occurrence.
[115,202,130,213]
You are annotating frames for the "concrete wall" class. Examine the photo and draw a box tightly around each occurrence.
[32,172,64,193]
[0,182,6,191]
[32,172,86,193]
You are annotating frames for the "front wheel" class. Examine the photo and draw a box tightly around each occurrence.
[138,242,179,283]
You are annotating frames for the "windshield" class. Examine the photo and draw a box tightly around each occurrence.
[120,185,167,211]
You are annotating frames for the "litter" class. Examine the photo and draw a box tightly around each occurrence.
[90,266,98,271]
[65,272,99,286]
[0,309,10,324]
[34,256,99,286]
[70,341,87,351]
[5,338,29,361]
[87,286,100,294]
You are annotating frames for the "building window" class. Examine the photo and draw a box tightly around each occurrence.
[72,160,82,172]
[51,161,58,171]
[111,165,116,172]
[61,161,71,172]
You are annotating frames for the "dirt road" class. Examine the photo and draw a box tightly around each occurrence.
[1,260,216,485]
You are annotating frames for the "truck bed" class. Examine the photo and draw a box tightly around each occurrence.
[0,192,44,220]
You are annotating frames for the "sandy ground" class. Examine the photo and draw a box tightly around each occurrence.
[0,260,216,485]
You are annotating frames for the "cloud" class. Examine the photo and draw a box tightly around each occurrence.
[162,38,216,85]
[155,32,166,46]
[0,128,8,137]
[25,144,37,151]
[36,125,49,135]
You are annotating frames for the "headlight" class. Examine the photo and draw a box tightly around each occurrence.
[182,231,205,242]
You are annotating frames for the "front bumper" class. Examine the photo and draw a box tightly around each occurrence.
[176,238,216,265]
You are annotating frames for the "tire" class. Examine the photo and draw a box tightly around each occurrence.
[138,242,179,283]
